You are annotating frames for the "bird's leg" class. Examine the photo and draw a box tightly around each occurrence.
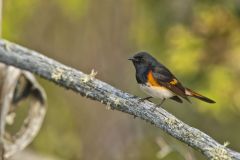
[157,98,166,107]
[151,98,166,111]
[139,96,153,102]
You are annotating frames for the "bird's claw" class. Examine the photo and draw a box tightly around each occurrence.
[139,96,152,102]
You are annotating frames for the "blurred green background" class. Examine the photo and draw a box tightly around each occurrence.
[3,0,240,159]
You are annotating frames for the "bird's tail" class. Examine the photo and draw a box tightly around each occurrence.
[185,88,215,103]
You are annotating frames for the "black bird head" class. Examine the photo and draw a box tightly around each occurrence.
[128,52,161,83]
[128,51,159,69]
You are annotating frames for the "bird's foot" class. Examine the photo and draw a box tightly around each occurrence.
[150,106,158,112]
[139,96,152,102]
[150,98,166,111]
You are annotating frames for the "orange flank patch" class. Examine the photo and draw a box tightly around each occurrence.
[147,70,171,93]
[147,70,161,86]
[169,79,178,85]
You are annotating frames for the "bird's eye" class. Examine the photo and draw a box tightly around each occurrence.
[133,56,145,63]
[136,56,143,61]
[139,57,145,62]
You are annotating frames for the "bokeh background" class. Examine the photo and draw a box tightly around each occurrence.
[3,0,240,159]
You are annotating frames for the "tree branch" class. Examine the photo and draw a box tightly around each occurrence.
[0,39,239,160]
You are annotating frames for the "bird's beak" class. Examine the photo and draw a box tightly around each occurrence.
[128,56,135,61]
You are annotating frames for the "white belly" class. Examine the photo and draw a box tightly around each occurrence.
[139,84,174,99]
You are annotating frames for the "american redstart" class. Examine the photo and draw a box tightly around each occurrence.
[128,51,215,109]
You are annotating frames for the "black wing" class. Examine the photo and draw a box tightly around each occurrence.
[152,66,190,101]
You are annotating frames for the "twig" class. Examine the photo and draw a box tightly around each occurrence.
[0,65,47,159]
[0,39,239,160]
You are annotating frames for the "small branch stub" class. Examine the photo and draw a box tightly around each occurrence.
[80,69,98,83]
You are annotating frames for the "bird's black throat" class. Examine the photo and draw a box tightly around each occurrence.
[133,63,150,84]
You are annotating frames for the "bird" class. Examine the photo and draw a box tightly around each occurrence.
[128,51,215,109]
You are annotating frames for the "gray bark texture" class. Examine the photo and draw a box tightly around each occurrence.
[0,39,239,160]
